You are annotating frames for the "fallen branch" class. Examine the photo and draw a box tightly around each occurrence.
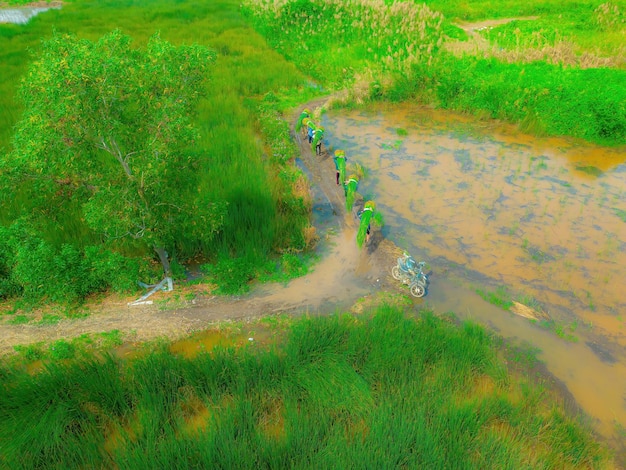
[128,277,173,306]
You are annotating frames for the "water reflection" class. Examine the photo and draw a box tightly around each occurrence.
[0,5,61,25]
[323,103,626,451]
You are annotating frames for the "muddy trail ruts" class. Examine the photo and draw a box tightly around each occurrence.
[0,98,406,355]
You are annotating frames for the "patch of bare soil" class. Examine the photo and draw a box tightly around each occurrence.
[445,17,620,68]
[0,97,405,355]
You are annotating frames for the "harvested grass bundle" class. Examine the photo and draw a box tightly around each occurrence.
[296,108,310,132]
[357,200,378,248]
[345,174,359,211]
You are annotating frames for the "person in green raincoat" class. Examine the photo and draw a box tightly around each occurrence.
[306,119,316,144]
[333,149,346,185]
[345,174,359,209]
[357,200,383,248]
[312,125,325,155]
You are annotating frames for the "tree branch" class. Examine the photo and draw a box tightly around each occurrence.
[97,136,133,178]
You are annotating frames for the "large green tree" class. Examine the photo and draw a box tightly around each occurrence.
[3,30,226,294]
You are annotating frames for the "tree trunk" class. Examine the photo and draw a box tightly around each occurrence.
[154,246,174,291]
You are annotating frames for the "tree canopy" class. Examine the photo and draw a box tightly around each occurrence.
[2,30,226,293]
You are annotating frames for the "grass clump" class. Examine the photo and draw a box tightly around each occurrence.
[476,285,514,310]
[0,306,612,468]
[259,252,318,284]
[8,330,125,367]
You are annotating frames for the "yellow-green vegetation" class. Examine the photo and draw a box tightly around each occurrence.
[2,0,624,304]
[0,307,612,468]
[447,0,626,62]
[242,0,445,88]
[242,0,626,144]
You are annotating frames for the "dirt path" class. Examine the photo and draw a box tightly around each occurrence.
[0,98,403,354]
[444,17,539,55]
[455,17,539,36]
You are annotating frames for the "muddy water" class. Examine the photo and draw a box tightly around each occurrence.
[0,6,61,24]
[322,104,626,451]
[168,328,273,359]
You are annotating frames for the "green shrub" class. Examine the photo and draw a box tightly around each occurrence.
[0,0,312,306]
[0,219,143,304]
[201,257,257,295]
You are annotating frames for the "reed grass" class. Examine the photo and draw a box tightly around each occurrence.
[241,0,444,86]
[479,15,625,68]
[242,0,626,145]
[399,53,626,144]
[0,306,611,468]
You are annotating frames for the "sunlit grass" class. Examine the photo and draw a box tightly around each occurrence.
[242,0,626,145]
[0,307,612,468]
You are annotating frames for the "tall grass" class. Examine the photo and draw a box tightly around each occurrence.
[0,0,313,302]
[399,53,626,144]
[478,13,626,68]
[0,307,611,468]
[242,0,626,145]
[241,0,444,88]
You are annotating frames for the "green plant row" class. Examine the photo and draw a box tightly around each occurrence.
[0,307,611,468]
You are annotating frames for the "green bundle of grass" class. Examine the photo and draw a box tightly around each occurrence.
[301,117,313,137]
[357,200,383,248]
[296,108,310,132]
[345,174,359,211]
[312,125,325,153]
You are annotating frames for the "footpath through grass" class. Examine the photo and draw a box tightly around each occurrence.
[0,306,612,468]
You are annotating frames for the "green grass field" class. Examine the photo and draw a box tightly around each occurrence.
[0,1,620,465]
[0,307,611,468]
[2,0,625,304]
